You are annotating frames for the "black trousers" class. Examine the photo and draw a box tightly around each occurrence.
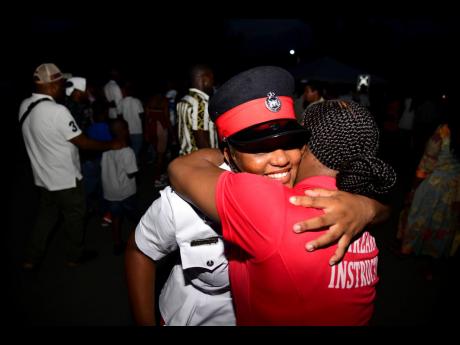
[25,179,86,263]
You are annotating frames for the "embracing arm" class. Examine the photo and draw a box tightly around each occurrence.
[70,133,123,151]
[168,148,225,221]
[289,189,390,265]
[125,231,157,326]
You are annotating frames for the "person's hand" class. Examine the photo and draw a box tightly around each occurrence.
[289,188,375,265]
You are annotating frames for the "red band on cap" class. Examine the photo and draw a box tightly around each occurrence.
[215,96,295,140]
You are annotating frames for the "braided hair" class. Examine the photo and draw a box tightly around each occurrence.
[303,100,397,199]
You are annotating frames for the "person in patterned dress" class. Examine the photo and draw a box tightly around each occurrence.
[399,104,460,260]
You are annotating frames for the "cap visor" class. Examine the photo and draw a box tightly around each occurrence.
[227,120,310,153]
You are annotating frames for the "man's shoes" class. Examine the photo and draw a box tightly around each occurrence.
[66,250,98,268]
[101,212,112,227]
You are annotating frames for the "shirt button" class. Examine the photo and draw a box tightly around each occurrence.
[206,260,214,267]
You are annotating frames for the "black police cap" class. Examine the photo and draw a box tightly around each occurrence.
[209,66,309,152]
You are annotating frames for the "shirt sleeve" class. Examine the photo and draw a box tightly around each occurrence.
[54,104,82,140]
[135,188,178,260]
[135,98,144,115]
[216,171,287,260]
[114,86,123,114]
[123,148,138,175]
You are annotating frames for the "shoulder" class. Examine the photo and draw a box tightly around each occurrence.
[178,94,196,105]
[19,96,33,108]
[159,186,191,210]
[30,99,70,118]
[121,146,136,155]
[218,172,285,200]
[19,96,33,115]
[53,102,71,113]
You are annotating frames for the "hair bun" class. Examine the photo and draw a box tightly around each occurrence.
[336,155,397,198]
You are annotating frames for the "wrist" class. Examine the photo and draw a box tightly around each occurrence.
[362,195,378,225]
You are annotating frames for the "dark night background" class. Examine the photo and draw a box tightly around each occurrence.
[3,3,460,328]
[5,9,460,90]
[5,8,460,188]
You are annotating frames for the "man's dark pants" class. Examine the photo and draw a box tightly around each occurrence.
[25,179,86,264]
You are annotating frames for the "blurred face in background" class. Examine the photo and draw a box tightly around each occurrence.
[201,71,215,95]
[71,89,88,103]
[305,86,320,103]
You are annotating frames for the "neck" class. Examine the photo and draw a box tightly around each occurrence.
[295,150,337,184]
[296,165,335,183]
[35,87,53,97]
[117,138,128,147]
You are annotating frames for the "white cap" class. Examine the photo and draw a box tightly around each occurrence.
[33,63,64,84]
[65,77,87,96]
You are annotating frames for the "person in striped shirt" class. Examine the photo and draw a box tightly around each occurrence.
[176,65,218,155]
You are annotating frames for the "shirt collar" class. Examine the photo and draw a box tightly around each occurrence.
[32,93,54,101]
[189,88,209,100]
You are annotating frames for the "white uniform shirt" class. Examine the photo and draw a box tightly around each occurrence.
[19,93,82,191]
[101,147,138,201]
[103,80,123,119]
[135,164,235,326]
[120,96,143,135]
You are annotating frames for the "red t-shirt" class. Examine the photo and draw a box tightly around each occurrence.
[216,172,378,326]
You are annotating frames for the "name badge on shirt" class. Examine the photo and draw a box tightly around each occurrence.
[190,236,219,247]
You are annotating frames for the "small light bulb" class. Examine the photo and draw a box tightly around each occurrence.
[289,49,295,55]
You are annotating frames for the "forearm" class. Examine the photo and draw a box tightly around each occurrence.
[169,149,224,188]
[70,134,114,151]
[362,195,391,225]
[125,232,156,326]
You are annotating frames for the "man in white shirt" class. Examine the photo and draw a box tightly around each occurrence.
[19,63,122,271]
[103,68,123,119]
[120,82,144,162]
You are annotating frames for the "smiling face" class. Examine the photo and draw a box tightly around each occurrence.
[224,145,305,188]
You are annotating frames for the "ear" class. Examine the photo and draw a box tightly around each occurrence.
[223,146,232,163]
[223,145,240,172]
[300,144,308,157]
[52,82,61,97]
